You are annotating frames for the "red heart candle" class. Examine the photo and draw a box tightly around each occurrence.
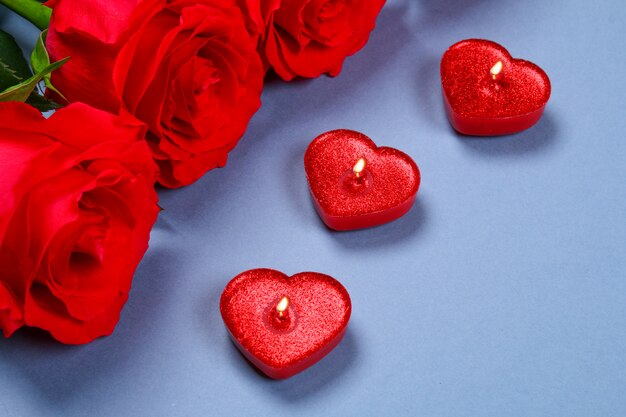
[440,39,551,136]
[220,268,351,379]
[304,129,420,231]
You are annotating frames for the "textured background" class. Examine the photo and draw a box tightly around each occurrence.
[1,0,625,416]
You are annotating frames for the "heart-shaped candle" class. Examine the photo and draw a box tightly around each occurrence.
[304,129,420,231]
[220,268,351,379]
[441,39,551,136]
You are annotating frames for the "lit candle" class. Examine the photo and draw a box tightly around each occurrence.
[276,296,289,318]
[341,157,373,195]
[353,158,366,178]
[441,39,551,136]
[220,268,351,379]
[270,296,292,330]
[305,129,420,231]
[490,60,503,81]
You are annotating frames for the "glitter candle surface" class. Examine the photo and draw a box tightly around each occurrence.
[220,269,351,379]
[304,129,420,231]
[441,39,551,136]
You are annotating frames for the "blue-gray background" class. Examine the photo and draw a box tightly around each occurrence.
[1,0,625,416]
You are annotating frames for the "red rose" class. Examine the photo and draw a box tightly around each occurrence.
[0,102,159,344]
[47,0,264,188]
[256,0,386,80]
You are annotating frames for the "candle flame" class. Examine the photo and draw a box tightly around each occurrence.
[490,61,503,79]
[276,297,289,315]
[353,158,366,176]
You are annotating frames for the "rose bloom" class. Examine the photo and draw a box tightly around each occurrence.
[0,102,159,344]
[251,0,386,80]
[47,0,264,187]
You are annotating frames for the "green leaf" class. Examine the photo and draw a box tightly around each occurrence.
[0,29,33,91]
[0,28,68,110]
[0,57,68,103]
[0,0,52,31]
[25,92,64,112]
[31,29,67,100]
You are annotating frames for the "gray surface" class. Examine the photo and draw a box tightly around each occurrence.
[1,0,625,416]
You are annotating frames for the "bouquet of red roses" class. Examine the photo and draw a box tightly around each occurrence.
[0,0,385,343]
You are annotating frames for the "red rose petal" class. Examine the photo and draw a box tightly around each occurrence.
[0,103,159,344]
[260,0,385,80]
